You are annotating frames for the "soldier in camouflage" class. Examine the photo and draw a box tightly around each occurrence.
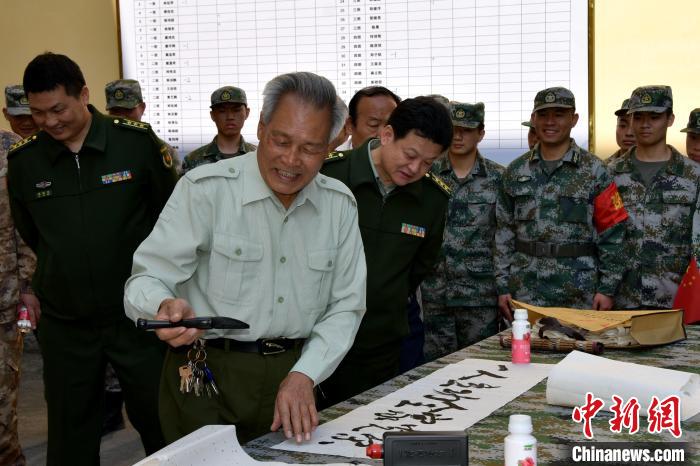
[495,87,628,320]
[3,85,39,139]
[421,102,503,361]
[608,86,700,309]
[0,128,38,466]
[105,79,181,174]
[681,107,700,164]
[607,98,636,165]
[522,120,538,150]
[181,86,257,173]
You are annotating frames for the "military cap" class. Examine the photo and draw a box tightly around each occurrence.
[627,85,673,114]
[105,79,143,110]
[210,86,247,107]
[680,108,700,134]
[449,101,484,128]
[4,85,31,116]
[614,98,630,116]
[521,120,533,128]
[533,87,575,112]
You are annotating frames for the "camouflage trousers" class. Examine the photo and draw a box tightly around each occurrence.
[0,307,25,466]
[422,304,499,362]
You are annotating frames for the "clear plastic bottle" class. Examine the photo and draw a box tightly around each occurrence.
[504,414,537,466]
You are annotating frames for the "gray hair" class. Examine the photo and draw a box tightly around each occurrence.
[261,72,345,144]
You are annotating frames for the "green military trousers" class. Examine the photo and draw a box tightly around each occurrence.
[423,305,499,362]
[159,342,301,445]
[38,314,165,466]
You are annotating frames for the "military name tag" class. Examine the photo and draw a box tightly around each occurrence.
[401,223,426,238]
[101,170,133,184]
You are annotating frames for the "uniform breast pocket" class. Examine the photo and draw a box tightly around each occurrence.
[300,248,337,312]
[559,196,589,223]
[207,233,263,305]
[660,191,694,226]
[513,194,537,221]
[466,192,497,226]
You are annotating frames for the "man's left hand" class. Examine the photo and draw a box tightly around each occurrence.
[592,293,614,310]
[270,371,318,443]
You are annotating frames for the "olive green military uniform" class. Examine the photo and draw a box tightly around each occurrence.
[319,139,449,407]
[7,105,177,465]
[180,135,257,173]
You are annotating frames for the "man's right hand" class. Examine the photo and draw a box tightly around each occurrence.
[155,298,203,347]
[497,294,514,322]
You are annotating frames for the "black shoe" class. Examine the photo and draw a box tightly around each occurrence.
[102,390,125,436]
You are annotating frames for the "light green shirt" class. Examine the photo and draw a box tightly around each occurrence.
[124,151,367,384]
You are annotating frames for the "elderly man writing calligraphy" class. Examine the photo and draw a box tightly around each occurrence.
[124,72,367,445]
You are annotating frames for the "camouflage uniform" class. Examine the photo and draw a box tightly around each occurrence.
[495,88,627,308]
[422,102,503,361]
[0,129,34,466]
[105,79,181,173]
[609,86,700,309]
[181,135,257,173]
[181,86,257,173]
[606,99,632,165]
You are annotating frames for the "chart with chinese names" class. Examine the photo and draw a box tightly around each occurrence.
[119,0,589,164]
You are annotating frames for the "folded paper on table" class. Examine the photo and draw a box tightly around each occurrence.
[546,351,700,421]
[512,299,686,347]
[133,425,365,466]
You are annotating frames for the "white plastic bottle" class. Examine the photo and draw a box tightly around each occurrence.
[511,308,531,364]
[504,414,537,466]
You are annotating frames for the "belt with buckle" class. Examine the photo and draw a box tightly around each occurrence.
[205,337,303,355]
[515,239,595,258]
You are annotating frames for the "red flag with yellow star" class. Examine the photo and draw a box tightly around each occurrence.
[593,182,629,233]
[673,257,700,325]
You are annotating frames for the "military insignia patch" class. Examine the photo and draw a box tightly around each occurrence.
[401,223,426,238]
[324,151,346,163]
[20,96,29,105]
[517,175,532,183]
[101,170,133,184]
[35,190,52,199]
[9,134,38,153]
[160,145,173,169]
[35,181,52,189]
[221,91,231,101]
[425,172,452,195]
[114,89,125,100]
[545,93,555,103]
[455,109,466,119]
[641,94,652,104]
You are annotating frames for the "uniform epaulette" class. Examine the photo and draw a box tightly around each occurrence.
[324,151,346,163]
[7,134,38,156]
[425,172,452,196]
[113,117,150,132]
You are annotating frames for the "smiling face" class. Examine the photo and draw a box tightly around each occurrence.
[532,107,578,147]
[27,85,91,145]
[211,102,250,137]
[256,92,332,208]
[375,126,443,186]
[632,111,674,148]
[2,110,39,138]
